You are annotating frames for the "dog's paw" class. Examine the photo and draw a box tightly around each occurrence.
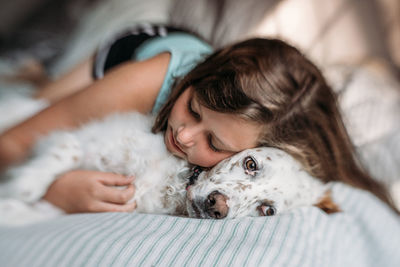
[0,198,62,226]
[0,168,54,203]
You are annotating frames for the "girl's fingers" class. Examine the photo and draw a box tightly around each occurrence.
[98,173,135,186]
[100,184,136,204]
[96,201,137,213]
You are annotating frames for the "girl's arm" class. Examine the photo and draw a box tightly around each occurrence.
[35,57,95,104]
[0,52,171,171]
[1,52,171,214]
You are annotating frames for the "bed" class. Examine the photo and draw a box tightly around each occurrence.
[0,0,399,266]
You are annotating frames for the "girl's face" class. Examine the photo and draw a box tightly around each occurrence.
[165,87,261,168]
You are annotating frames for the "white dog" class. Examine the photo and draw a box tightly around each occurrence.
[0,110,339,224]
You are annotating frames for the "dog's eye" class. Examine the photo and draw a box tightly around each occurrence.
[258,204,276,216]
[243,156,258,175]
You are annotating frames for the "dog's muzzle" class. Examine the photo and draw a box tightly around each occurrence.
[190,190,229,219]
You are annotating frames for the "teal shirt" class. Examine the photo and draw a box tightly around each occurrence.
[133,33,213,114]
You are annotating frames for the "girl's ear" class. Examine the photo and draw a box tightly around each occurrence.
[314,190,341,214]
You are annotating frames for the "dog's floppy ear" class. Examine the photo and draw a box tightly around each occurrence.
[314,190,341,214]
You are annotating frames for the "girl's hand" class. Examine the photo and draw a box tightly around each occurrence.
[43,170,137,213]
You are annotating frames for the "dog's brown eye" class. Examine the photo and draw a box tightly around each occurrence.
[243,156,257,173]
[259,205,276,216]
[265,206,276,216]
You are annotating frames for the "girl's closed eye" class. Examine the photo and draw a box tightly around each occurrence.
[208,135,221,152]
[188,97,221,153]
[187,98,200,119]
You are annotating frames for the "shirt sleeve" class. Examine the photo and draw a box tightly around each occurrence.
[133,33,213,114]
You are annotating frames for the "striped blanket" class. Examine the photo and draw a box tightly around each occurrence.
[1,183,399,267]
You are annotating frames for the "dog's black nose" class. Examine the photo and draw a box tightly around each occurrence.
[204,191,229,219]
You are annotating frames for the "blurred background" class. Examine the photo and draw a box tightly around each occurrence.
[0,0,398,79]
[0,0,99,68]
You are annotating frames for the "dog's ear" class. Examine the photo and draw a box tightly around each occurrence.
[314,190,341,214]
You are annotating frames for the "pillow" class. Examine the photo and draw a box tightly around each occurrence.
[323,61,400,209]
[0,183,399,267]
[324,61,400,183]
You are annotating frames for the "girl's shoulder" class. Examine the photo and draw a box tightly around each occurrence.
[134,31,213,114]
[134,31,213,74]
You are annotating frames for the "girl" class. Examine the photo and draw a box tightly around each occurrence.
[0,25,397,214]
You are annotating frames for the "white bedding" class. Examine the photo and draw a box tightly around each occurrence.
[0,183,399,267]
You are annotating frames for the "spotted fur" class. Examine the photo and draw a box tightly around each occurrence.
[0,112,338,224]
[187,148,340,218]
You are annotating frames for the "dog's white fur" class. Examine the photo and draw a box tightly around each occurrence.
[0,110,336,225]
[187,147,332,218]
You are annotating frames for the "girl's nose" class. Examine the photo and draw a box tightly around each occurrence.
[176,125,201,147]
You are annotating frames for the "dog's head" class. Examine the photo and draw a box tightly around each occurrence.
[186,147,340,219]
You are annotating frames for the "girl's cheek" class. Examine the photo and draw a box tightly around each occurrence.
[187,151,210,167]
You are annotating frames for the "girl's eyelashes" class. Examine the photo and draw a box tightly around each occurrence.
[208,135,221,152]
[187,98,200,119]
[188,97,220,153]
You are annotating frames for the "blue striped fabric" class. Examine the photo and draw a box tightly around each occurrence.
[0,183,399,267]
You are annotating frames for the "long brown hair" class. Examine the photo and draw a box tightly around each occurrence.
[153,38,398,213]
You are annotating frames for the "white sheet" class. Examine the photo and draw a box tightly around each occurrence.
[0,183,399,267]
